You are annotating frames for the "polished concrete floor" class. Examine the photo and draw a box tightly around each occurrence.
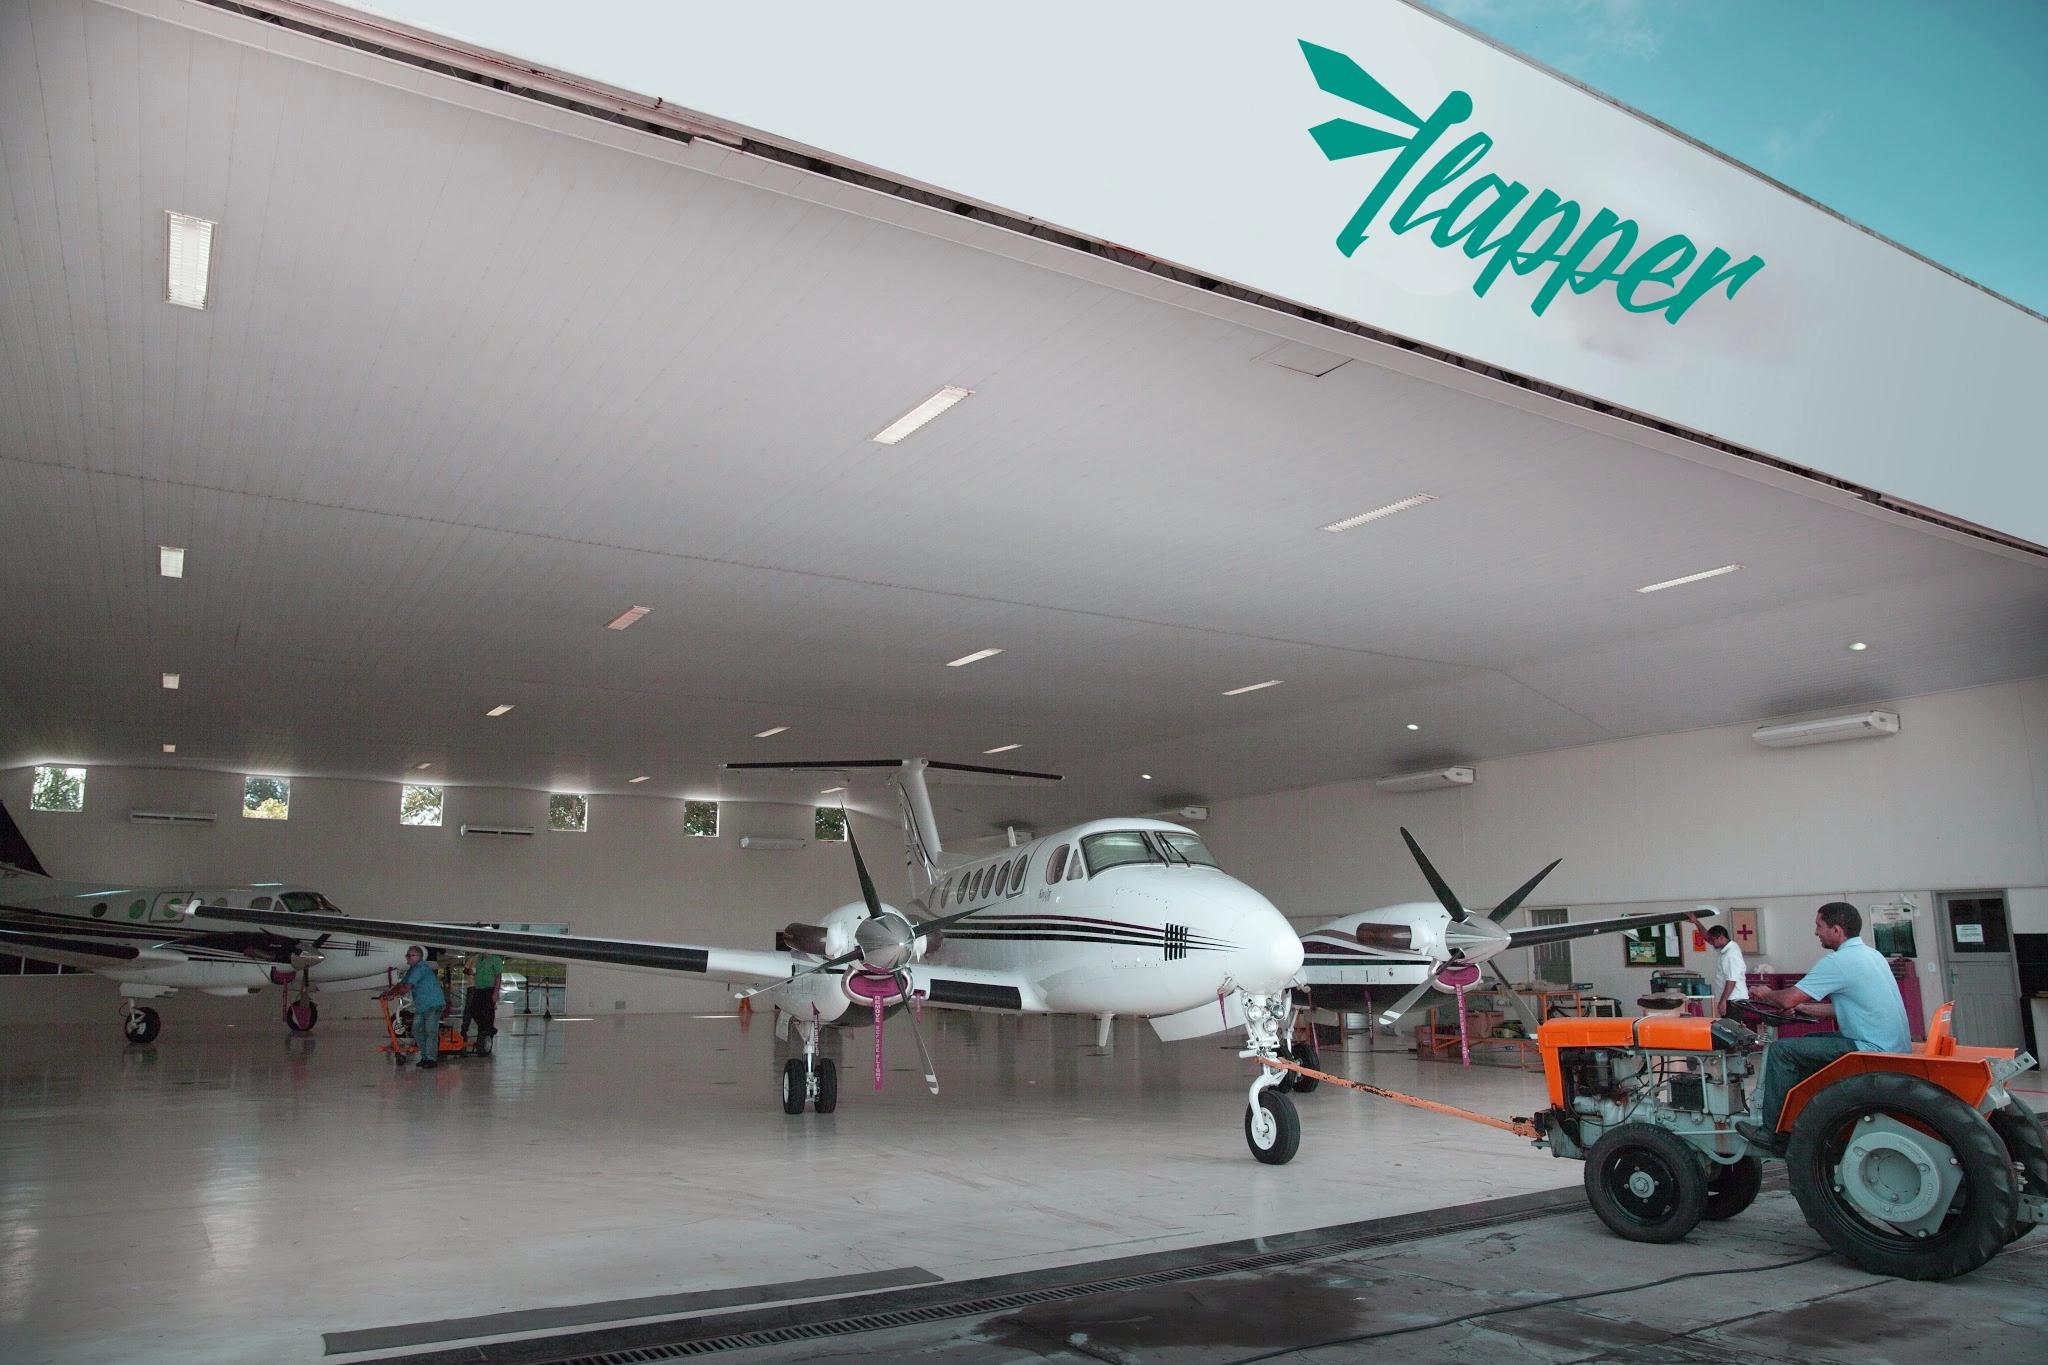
[1,1009,1575,1364]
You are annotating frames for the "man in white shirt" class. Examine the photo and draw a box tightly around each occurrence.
[1688,914,1749,1017]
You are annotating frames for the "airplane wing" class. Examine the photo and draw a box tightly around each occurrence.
[1507,906,1711,949]
[904,961,1046,1013]
[191,904,796,986]
[0,924,147,971]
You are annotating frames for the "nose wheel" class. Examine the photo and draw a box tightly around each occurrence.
[122,1003,161,1045]
[285,1000,318,1032]
[1245,1088,1301,1164]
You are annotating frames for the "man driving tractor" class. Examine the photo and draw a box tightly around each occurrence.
[1735,900,1911,1154]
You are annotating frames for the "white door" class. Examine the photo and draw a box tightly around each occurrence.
[1935,893,2024,1048]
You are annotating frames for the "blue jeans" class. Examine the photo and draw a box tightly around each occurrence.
[1755,1032,1857,1131]
[414,1005,444,1063]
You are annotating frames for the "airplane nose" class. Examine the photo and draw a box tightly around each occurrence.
[1230,884,1302,989]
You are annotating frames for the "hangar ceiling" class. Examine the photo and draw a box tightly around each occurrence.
[3,0,2046,832]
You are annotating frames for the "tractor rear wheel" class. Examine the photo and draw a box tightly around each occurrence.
[1787,1071,2016,1280]
[1988,1099,2045,1243]
[1584,1123,1707,1243]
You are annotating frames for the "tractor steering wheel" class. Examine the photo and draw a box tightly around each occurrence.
[1733,1000,1803,1030]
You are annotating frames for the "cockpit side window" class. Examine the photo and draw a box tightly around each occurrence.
[1045,845,1069,883]
[280,892,342,915]
[1081,831,1164,876]
[1158,833,1219,868]
[1067,852,1086,881]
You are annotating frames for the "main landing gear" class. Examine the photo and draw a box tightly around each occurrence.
[284,997,319,1033]
[1240,990,1301,1165]
[121,1001,161,1045]
[780,1011,838,1115]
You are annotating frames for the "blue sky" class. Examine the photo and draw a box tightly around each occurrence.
[1424,0,2048,315]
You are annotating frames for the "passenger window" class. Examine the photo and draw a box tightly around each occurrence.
[251,897,274,910]
[970,868,986,900]
[1046,845,1069,883]
[1007,855,1027,895]
[937,877,951,910]
[989,863,1008,897]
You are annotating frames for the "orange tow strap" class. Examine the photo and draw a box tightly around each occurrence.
[1259,1055,1540,1139]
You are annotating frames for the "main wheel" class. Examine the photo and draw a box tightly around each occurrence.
[813,1057,839,1114]
[780,1058,807,1115]
[1786,1071,2017,1280]
[1274,1045,1297,1093]
[1988,1099,2045,1243]
[285,1000,317,1032]
[122,1006,162,1045]
[1293,1032,1322,1094]
[1703,1155,1765,1220]
[1584,1123,1707,1243]
[1244,1089,1301,1165]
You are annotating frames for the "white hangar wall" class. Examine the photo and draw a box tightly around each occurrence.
[0,767,901,1026]
[1202,676,2048,1008]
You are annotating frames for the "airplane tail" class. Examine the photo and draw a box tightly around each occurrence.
[0,790,49,877]
[722,757,1061,903]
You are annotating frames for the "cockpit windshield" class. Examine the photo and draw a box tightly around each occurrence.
[1080,831,1162,875]
[1159,832,1219,868]
[279,891,344,915]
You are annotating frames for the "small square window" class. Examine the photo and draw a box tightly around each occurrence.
[814,807,848,842]
[30,766,86,813]
[243,776,290,820]
[683,800,719,837]
[401,784,444,827]
[548,794,588,832]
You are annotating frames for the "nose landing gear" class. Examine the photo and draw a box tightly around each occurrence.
[121,1001,161,1045]
[1240,990,1302,1164]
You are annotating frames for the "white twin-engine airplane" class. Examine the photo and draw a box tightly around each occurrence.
[193,759,1317,1163]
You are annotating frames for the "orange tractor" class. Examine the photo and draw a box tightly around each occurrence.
[1530,1003,2044,1280]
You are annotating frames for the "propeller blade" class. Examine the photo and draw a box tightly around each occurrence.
[1489,858,1563,924]
[733,948,861,1001]
[1399,827,1467,923]
[900,995,940,1095]
[1376,975,1438,1028]
[1484,959,1540,1033]
[845,816,885,919]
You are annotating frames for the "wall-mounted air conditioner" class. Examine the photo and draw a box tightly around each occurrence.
[1751,711,1899,749]
[130,809,216,826]
[459,823,535,838]
[1374,766,1476,794]
[739,835,806,850]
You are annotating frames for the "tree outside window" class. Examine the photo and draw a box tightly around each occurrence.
[683,800,718,837]
[401,784,444,826]
[244,776,290,820]
[814,807,848,842]
[30,766,86,813]
[548,794,588,832]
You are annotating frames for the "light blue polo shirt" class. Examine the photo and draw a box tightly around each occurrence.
[400,960,446,1012]
[1794,936,1909,1053]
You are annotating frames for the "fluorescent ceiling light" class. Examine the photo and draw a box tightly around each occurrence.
[1140,773,1153,780]
[164,211,216,310]
[1222,679,1283,696]
[872,386,972,445]
[1635,564,1742,594]
[1848,641,1869,652]
[413,762,433,771]
[162,743,176,754]
[946,648,1004,668]
[1405,723,1421,731]
[754,726,789,738]
[159,546,186,578]
[486,704,514,717]
[983,743,1021,755]
[161,672,180,690]
[1320,493,1437,533]
[628,775,651,784]
[819,786,845,795]
[606,605,652,631]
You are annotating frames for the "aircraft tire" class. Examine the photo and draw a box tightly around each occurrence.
[285,1001,318,1032]
[813,1057,839,1114]
[780,1058,807,1115]
[1274,1046,1297,1093]
[123,1006,161,1045]
[1293,1033,1322,1094]
[1245,1089,1300,1165]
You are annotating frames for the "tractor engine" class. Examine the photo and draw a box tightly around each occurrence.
[1533,1016,1760,1162]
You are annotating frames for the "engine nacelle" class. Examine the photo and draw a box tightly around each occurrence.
[805,900,924,965]
[1352,903,1450,961]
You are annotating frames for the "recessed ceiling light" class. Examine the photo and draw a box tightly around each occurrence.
[1635,564,1742,594]
[606,605,652,631]
[1320,493,1437,533]
[161,672,180,690]
[1222,679,1283,696]
[1140,773,1153,781]
[872,386,972,445]
[162,743,176,754]
[946,648,1004,668]
[414,762,433,771]
[1405,723,1421,731]
[486,704,514,717]
[819,786,846,795]
[1848,641,1869,652]
[159,546,186,578]
[628,775,652,783]
[755,726,789,738]
[164,211,217,309]
[983,743,1021,755]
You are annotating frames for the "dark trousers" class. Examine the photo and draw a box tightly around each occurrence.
[463,986,498,1039]
[1755,1032,1857,1131]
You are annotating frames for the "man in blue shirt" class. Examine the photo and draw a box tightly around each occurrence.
[380,945,448,1069]
[1736,902,1911,1153]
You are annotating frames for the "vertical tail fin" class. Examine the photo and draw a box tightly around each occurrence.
[0,791,49,877]
[895,760,943,899]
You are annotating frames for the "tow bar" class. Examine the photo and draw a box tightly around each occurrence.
[1258,1054,1539,1139]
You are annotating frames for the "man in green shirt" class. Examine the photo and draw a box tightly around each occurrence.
[463,951,506,1055]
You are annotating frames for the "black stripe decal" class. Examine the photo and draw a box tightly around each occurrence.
[924,979,1022,1010]
[941,930,1233,951]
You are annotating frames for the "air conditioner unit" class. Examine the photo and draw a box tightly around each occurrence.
[129,809,216,826]
[1374,766,1475,794]
[1751,711,1899,749]
[459,823,535,838]
[739,835,806,850]
[1175,806,1209,822]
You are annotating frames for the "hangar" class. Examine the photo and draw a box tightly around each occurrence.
[2,1,2044,1361]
